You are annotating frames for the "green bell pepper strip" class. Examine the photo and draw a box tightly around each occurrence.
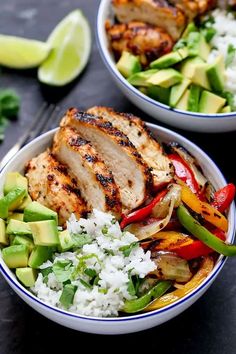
[122,280,172,313]
[177,204,236,257]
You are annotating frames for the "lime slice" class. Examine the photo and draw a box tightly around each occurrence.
[0,35,51,69]
[38,9,91,86]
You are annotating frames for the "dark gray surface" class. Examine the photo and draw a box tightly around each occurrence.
[0,0,236,353]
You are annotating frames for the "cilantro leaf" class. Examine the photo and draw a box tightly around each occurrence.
[52,260,73,282]
[225,44,236,68]
[119,242,138,257]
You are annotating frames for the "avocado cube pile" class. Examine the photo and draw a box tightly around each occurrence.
[116,22,231,114]
[0,172,71,288]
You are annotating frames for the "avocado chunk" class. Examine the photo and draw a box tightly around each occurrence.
[175,89,190,110]
[147,69,183,88]
[0,218,8,245]
[221,105,231,113]
[188,85,201,112]
[198,90,226,113]
[16,267,38,287]
[58,230,74,252]
[12,235,34,252]
[187,32,210,61]
[24,201,58,224]
[28,246,53,268]
[17,194,32,211]
[7,212,24,222]
[182,22,198,38]
[3,172,28,196]
[207,55,225,93]
[6,219,32,236]
[180,56,204,77]
[0,187,27,219]
[150,48,188,69]
[2,244,29,268]
[116,51,141,78]
[169,78,191,107]
[29,220,59,246]
[128,69,158,86]
[147,85,170,105]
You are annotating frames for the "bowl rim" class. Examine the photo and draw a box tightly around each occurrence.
[0,125,235,322]
[97,0,236,120]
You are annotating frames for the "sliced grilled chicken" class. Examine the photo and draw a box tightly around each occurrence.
[169,0,216,18]
[112,0,186,41]
[52,126,122,218]
[105,21,173,66]
[25,150,87,226]
[87,106,173,188]
[60,109,153,211]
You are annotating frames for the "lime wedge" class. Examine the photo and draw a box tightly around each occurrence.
[0,35,51,69]
[38,9,91,86]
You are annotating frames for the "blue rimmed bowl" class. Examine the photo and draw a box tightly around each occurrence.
[97,0,236,133]
[0,124,235,334]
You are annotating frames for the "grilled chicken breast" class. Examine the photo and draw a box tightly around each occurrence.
[25,150,87,226]
[169,0,216,18]
[106,21,173,66]
[52,126,122,218]
[112,0,186,40]
[87,106,173,188]
[60,108,152,211]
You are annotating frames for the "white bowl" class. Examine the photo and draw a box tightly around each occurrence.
[0,125,235,334]
[97,0,236,133]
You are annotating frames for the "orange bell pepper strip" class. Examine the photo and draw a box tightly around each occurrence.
[180,183,228,232]
[144,257,214,311]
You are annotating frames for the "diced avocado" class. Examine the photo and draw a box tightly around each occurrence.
[150,48,188,69]
[0,218,8,245]
[139,87,148,95]
[180,56,204,77]
[116,51,141,78]
[0,188,27,219]
[24,201,58,224]
[176,89,190,110]
[187,32,210,61]
[58,230,74,252]
[12,235,34,252]
[147,85,170,105]
[28,246,53,269]
[6,219,32,236]
[16,267,38,287]
[207,55,225,93]
[2,244,29,268]
[188,85,201,112]
[147,69,183,88]
[187,63,211,90]
[17,194,32,211]
[128,69,158,86]
[198,90,226,113]
[182,22,198,38]
[3,172,28,195]
[221,105,231,113]
[169,78,191,107]
[29,220,59,246]
[7,212,24,222]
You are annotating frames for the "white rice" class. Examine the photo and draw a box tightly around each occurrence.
[208,9,236,106]
[31,209,156,317]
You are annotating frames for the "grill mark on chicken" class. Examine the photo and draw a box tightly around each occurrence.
[25,150,88,226]
[60,108,153,210]
[52,126,122,217]
[87,106,173,188]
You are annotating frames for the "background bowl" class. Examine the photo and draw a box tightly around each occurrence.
[97,0,236,133]
[0,124,235,334]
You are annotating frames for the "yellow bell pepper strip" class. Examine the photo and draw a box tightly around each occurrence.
[122,280,172,313]
[144,256,213,311]
[177,205,236,256]
[181,183,228,232]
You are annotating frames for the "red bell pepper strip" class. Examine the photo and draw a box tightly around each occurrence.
[120,189,168,229]
[168,154,199,194]
[170,228,226,260]
[211,183,235,213]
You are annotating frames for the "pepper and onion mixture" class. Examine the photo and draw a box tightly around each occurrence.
[119,143,235,313]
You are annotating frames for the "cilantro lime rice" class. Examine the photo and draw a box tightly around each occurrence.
[31,209,155,317]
